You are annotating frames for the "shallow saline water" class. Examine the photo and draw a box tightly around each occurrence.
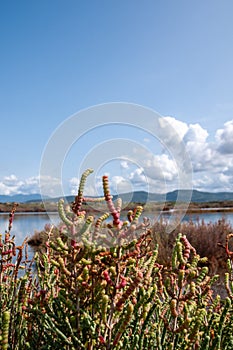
[0,210,233,246]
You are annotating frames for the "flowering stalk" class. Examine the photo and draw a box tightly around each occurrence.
[180,235,192,261]
[115,198,122,213]
[57,257,71,276]
[101,294,109,323]
[1,311,10,350]
[83,196,105,202]
[115,272,143,311]
[103,270,114,286]
[58,199,73,227]
[8,203,18,233]
[94,213,110,236]
[102,175,122,229]
[131,206,144,224]
[127,210,134,223]
[145,245,158,284]
[72,168,93,215]
[196,267,209,285]
[113,302,134,346]
[116,275,127,289]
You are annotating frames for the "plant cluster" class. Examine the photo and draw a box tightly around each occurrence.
[151,216,232,274]
[1,170,233,349]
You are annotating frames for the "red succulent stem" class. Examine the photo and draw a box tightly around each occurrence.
[8,203,18,233]
[103,270,114,286]
[115,272,143,311]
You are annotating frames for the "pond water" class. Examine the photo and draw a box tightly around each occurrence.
[0,212,61,246]
[1,210,233,246]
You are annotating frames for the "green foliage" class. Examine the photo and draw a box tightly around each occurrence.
[1,170,233,349]
[0,204,34,349]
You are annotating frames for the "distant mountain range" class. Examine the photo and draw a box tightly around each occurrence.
[0,193,46,203]
[1,189,233,204]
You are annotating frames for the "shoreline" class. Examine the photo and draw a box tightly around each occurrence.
[1,201,233,214]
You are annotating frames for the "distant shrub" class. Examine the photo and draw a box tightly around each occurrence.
[151,217,232,269]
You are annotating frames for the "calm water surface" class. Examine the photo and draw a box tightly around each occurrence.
[1,210,233,246]
[0,212,60,246]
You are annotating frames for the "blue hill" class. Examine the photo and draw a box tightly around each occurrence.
[1,190,233,204]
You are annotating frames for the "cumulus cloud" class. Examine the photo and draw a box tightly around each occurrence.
[192,172,233,192]
[144,154,178,181]
[164,116,189,140]
[184,127,213,172]
[39,176,62,196]
[216,120,233,154]
[69,177,80,195]
[0,174,67,197]
[0,175,40,195]
[118,117,233,193]
[3,174,18,184]
[184,123,209,143]
[111,175,132,193]
[2,117,233,196]
[120,161,129,169]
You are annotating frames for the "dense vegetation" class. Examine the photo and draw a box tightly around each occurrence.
[1,169,233,349]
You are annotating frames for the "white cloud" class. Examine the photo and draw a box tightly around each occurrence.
[129,168,147,184]
[119,117,233,193]
[178,123,212,172]
[2,118,233,195]
[192,172,233,192]
[216,120,233,154]
[164,116,189,139]
[4,174,18,183]
[120,161,129,169]
[111,175,132,193]
[39,176,62,196]
[0,175,40,195]
[69,177,80,195]
[183,123,209,143]
[219,173,231,184]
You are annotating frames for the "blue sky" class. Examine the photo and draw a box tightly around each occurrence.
[1,0,233,196]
